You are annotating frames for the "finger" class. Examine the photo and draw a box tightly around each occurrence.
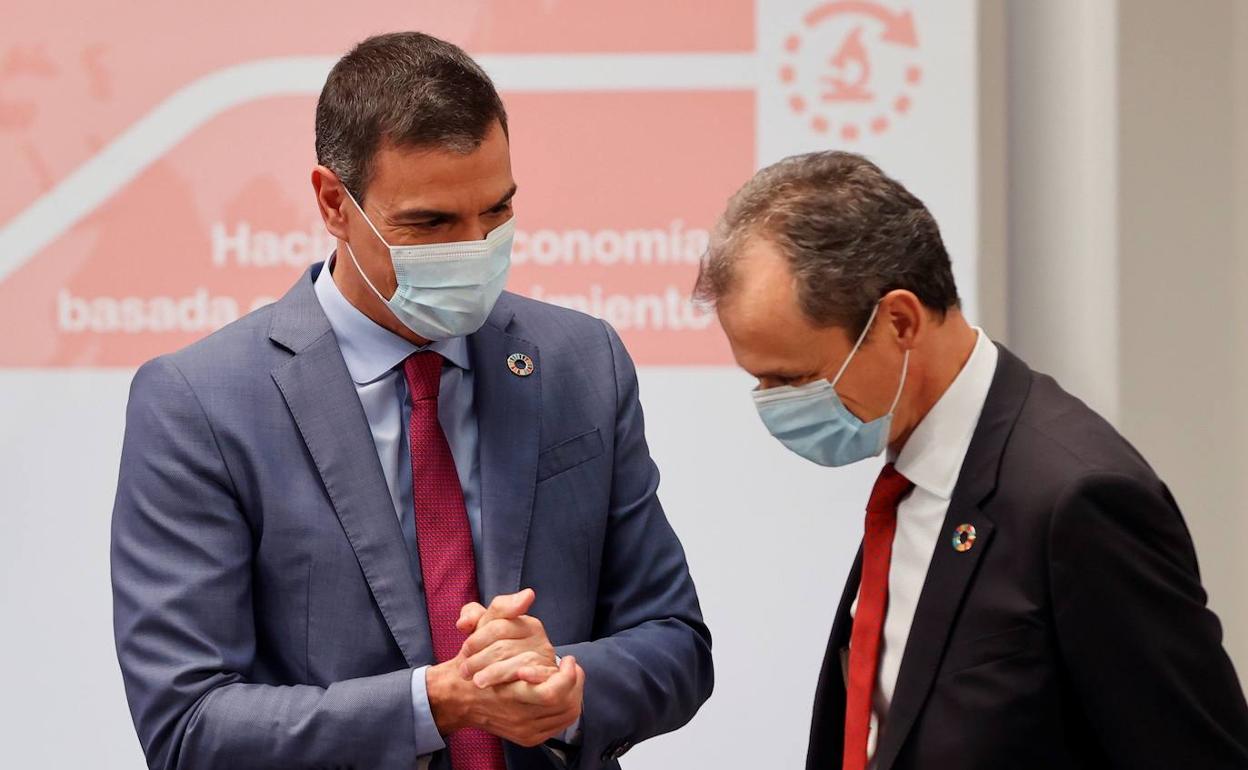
[461,622,550,679]
[549,662,585,709]
[461,617,533,659]
[473,652,555,689]
[461,638,520,679]
[476,588,536,628]
[521,703,584,743]
[492,701,580,746]
[457,602,487,634]
[552,700,583,734]
[517,655,579,707]
[515,664,558,685]
[506,716,575,749]
[531,709,582,742]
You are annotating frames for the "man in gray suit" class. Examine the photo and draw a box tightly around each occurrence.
[111,32,712,770]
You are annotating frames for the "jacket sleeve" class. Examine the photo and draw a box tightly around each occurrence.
[1049,471,1248,768]
[553,321,714,769]
[111,356,419,770]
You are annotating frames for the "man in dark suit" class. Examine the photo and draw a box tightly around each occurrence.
[695,150,1248,768]
[111,32,711,770]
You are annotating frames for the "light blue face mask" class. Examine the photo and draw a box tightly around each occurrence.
[751,303,910,467]
[343,189,514,341]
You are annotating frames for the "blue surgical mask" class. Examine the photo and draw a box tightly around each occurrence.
[751,303,910,467]
[343,189,513,341]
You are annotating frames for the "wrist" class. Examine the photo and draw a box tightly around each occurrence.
[427,659,471,736]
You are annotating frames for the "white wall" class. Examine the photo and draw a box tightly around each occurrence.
[1000,0,1248,671]
[1117,0,1246,672]
[1004,0,1120,422]
[1230,0,1248,673]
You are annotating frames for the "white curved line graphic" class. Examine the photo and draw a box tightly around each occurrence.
[0,52,757,284]
[0,57,333,284]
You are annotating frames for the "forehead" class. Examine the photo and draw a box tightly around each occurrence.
[718,236,802,327]
[716,237,853,375]
[365,121,513,203]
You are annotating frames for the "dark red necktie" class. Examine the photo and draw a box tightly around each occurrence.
[843,463,913,770]
[404,351,506,770]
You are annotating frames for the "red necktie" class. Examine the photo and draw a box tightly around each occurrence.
[404,352,506,770]
[843,463,913,770]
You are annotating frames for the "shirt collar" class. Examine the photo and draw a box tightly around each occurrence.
[313,254,471,385]
[892,328,999,500]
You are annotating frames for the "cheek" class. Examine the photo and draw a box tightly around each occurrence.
[836,391,875,421]
[345,240,398,293]
[836,369,894,419]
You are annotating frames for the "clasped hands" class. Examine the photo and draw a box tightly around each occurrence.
[428,588,585,748]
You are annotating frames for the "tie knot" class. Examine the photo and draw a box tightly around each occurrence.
[403,351,444,401]
[868,462,913,516]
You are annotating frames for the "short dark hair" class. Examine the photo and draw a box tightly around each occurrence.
[315,32,509,201]
[694,151,960,337]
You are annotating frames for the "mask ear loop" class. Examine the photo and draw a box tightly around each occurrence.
[343,242,393,305]
[832,302,881,388]
[339,186,395,305]
[888,349,911,415]
[343,187,393,248]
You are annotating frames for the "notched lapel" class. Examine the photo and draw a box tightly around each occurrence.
[807,545,864,770]
[469,315,541,604]
[871,345,1032,769]
[269,270,433,668]
[872,508,996,769]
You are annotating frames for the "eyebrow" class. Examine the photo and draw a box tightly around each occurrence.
[751,368,806,381]
[388,185,518,223]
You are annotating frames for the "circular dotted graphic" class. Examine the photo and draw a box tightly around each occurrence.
[781,2,922,140]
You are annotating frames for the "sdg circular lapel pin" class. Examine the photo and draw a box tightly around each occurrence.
[951,523,977,553]
[507,353,535,377]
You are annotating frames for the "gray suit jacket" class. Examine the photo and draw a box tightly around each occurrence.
[111,264,713,770]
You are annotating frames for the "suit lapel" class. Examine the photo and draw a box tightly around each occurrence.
[830,546,864,664]
[468,296,541,604]
[807,546,863,769]
[871,505,995,769]
[871,345,1032,770]
[268,265,433,668]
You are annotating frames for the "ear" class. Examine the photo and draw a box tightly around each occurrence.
[311,165,350,241]
[879,289,925,351]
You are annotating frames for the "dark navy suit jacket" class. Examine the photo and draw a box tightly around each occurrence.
[807,346,1248,769]
[111,264,713,769]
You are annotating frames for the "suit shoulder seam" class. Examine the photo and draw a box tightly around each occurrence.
[159,356,244,502]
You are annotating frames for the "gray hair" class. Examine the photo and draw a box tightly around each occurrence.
[694,151,960,337]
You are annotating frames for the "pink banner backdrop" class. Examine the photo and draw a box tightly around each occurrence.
[0,4,977,768]
[0,0,940,367]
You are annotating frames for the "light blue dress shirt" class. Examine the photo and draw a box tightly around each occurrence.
[315,257,476,757]
[314,258,579,759]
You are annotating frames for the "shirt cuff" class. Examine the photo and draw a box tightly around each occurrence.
[411,666,448,756]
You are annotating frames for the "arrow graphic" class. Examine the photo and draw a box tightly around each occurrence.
[803,1,919,48]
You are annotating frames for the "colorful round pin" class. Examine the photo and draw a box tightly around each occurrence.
[951,523,977,553]
[507,352,535,377]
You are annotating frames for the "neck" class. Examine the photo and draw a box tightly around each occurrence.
[888,310,979,453]
[330,243,432,347]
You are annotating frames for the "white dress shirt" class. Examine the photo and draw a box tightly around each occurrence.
[852,328,999,764]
